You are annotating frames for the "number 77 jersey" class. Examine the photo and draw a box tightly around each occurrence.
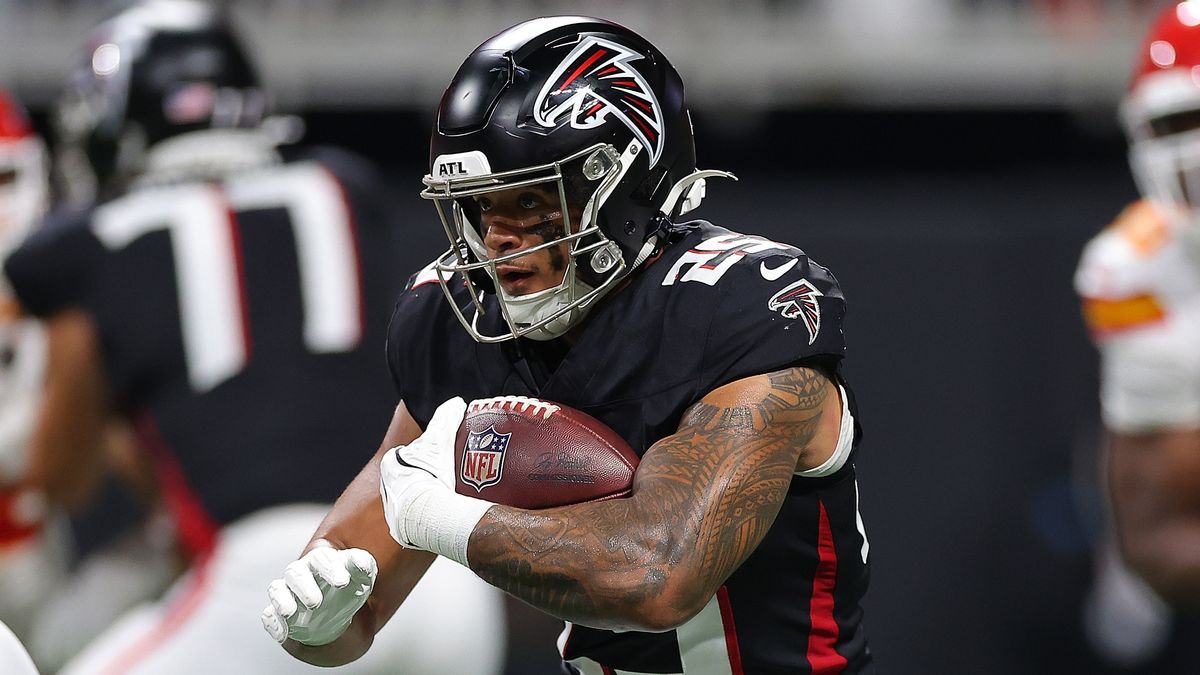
[2,147,408,532]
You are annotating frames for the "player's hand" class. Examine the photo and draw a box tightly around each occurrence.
[261,541,378,646]
[379,397,493,565]
[379,396,466,547]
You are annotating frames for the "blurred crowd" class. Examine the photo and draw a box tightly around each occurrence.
[0,0,1173,112]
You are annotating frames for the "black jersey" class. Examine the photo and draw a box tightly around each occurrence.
[388,222,872,674]
[4,147,406,555]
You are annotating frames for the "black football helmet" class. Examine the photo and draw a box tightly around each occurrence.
[421,16,733,342]
[54,0,267,203]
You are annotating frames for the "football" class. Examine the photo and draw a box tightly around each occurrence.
[454,396,639,509]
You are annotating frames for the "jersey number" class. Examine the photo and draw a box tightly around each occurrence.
[92,164,362,392]
[661,233,787,286]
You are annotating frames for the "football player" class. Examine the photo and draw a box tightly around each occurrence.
[0,88,180,674]
[3,2,504,673]
[264,16,873,674]
[0,88,69,647]
[1075,0,1200,661]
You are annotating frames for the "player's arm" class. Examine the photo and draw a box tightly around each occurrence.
[467,365,841,632]
[272,401,437,667]
[26,308,111,510]
[1108,426,1200,608]
[1076,260,1200,607]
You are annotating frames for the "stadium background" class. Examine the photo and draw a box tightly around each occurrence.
[0,1,1182,673]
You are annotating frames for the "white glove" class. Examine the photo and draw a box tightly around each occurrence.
[261,541,378,646]
[380,396,494,567]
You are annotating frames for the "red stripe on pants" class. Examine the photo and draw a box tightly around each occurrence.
[716,586,745,674]
[806,499,847,674]
[134,414,219,561]
[99,551,216,675]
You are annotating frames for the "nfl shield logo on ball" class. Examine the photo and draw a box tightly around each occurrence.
[461,426,511,491]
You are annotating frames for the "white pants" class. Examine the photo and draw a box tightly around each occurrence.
[29,513,181,673]
[60,504,506,675]
[0,618,38,675]
[0,515,71,645]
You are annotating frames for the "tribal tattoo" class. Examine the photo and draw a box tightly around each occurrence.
[466,366,831,630]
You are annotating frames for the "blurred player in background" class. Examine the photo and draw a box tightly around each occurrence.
[3,1,504,673]
[0,88,72,648]
[0,86,178,675]
[265,16,872,674]
[1075,1,1200,667]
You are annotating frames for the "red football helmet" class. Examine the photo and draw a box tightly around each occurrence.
[1123,1,1200,225]
[0,90,47,254]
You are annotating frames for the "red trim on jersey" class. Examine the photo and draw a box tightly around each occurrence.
[806,500,847,674]
[135,414,219,560]
[601,666,616,675]
[559,622,576,659]
[319,165,367,343]
[700,250,745,270]
[215,188,253,362]
[716,586,746,675]
[410,272,441,290]
[98,550,216,675]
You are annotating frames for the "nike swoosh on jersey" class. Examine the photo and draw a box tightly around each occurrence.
[760,259,798,281]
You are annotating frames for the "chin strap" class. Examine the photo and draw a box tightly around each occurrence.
[645,169,737,251]
[629,237,660,269]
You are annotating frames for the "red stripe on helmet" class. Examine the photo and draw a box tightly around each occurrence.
[560,49,607,90]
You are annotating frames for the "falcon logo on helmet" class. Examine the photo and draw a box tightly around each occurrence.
[768,279,824,345]
[533,36,665,168]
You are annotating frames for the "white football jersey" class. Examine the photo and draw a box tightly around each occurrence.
[1075,200,1200,432]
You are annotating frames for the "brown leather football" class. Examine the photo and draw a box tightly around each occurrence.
[454,396,639,509]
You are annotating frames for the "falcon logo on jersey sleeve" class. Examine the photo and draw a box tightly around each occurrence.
[533,36,664,167]
[461,426,510,492]
[769,279,824,345]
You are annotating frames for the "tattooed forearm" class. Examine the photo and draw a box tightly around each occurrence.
[467,367,833,631]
